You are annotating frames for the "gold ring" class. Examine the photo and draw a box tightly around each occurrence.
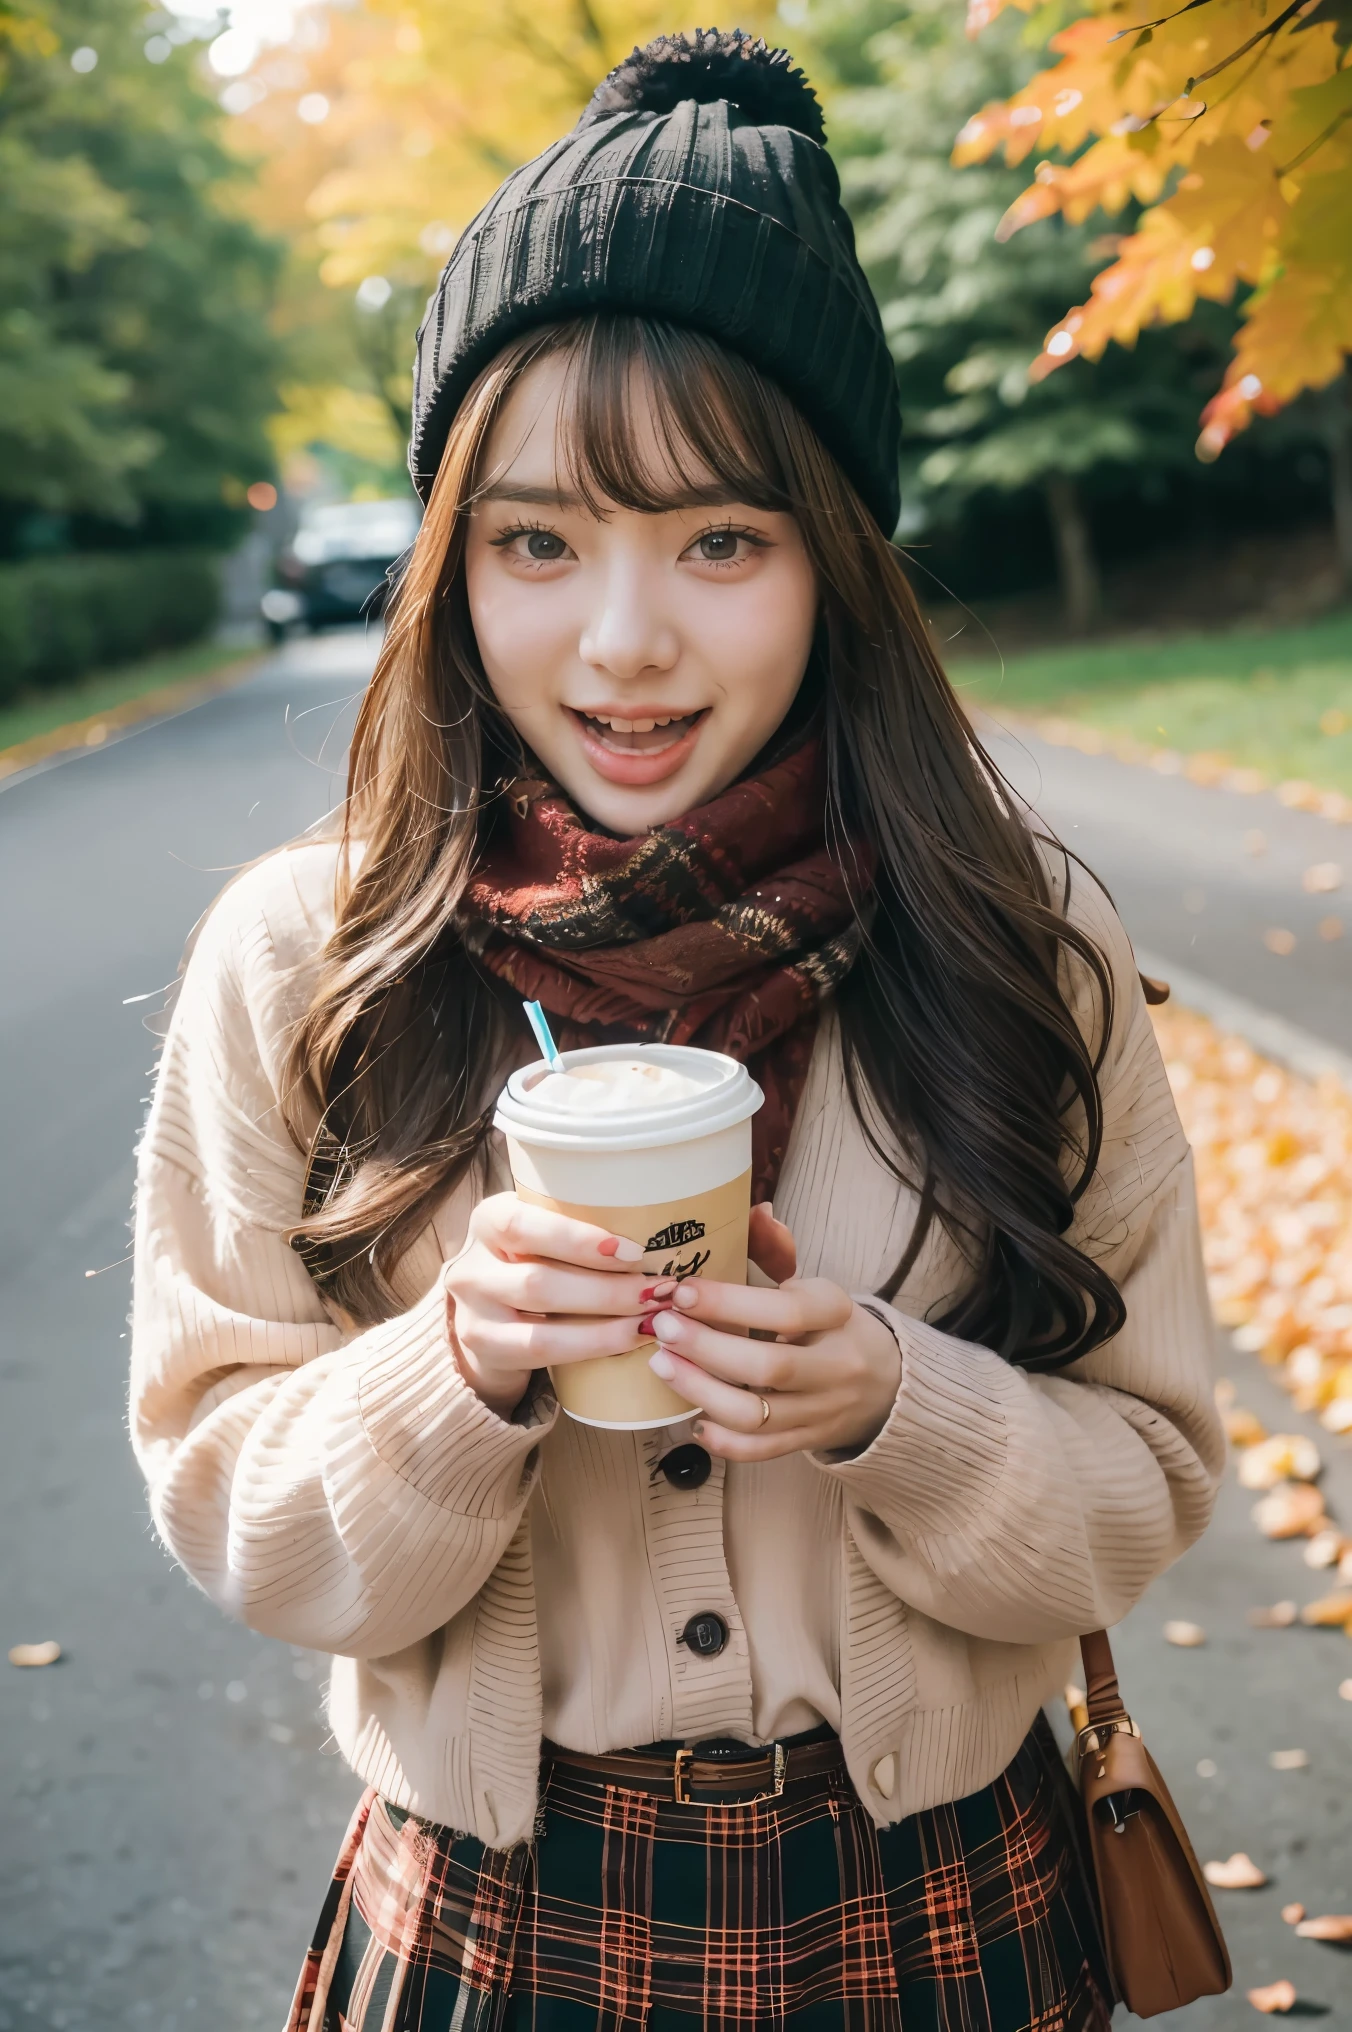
[757,1394,772,1427]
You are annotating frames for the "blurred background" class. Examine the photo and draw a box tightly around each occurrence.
[1,0,1351,2022]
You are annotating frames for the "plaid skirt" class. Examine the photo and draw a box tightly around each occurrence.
[286,1718,1111,2032]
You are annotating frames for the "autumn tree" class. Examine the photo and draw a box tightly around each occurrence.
[230,0,776,475]
[956,0,1352,579]
[0,0,282,551]
[808,0,1249,625]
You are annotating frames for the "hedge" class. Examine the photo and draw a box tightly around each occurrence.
[0,549,221,702]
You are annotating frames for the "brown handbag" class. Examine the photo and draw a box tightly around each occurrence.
[1071,1629,1232,2017]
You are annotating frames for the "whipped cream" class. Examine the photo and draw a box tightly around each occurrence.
[532,1059,705,1114]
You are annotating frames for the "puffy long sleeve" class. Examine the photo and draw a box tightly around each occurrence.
[816,868,1225,1645]
[130,846,556,1659]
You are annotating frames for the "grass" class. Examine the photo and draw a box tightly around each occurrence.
[0,638,257,756]
[951,609,1352,795]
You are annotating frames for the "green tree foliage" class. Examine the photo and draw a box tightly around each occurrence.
[0,0,283,553]
[806,0,1264,624]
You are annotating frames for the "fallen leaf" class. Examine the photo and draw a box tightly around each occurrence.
[1317,914,1344,942]
[1322,1397,1352,1435]
[1302,862,1343,895]
[1340,1678,1352,1702]
[1248,1601,1298,1628]
[1270,1748,1310,1770]
[1204,1852,1268,1889]
[1248,1979,1297,2013]
[1264,927,1297,956]
[1225,1407,1269,1448]
[1282,1903,1306,1926]
[8,1640,61,1669]
[1254,1485,1326,1539]
[1164,1619,1207,1647]
[1299,1592,1352,1629]
[1303,1529,1346,1569]
[1237,1434,1322,1490]
[1294,1914,1352,1941]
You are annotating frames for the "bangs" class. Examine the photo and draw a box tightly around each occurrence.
[499,314,801,518]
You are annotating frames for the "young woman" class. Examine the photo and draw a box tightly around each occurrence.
[131,32,1223,2031]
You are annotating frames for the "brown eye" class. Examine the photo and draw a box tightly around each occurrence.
[696,530,740,562]
[523,530,567,561]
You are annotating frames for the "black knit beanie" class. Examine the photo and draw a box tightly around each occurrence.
[408,30,901,533]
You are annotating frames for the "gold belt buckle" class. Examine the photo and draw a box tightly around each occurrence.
[672,1742,787,1806]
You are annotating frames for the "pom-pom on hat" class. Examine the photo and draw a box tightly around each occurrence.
[408,29,902,533]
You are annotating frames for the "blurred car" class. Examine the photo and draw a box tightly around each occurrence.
[261,496,421,638]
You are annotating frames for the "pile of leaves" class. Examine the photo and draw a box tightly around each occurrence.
[1154,1002,1352,1575]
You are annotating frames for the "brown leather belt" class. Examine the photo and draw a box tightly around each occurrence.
[544,1732,846,1807]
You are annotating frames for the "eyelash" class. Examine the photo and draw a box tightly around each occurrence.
[692,522,769,569]
[487,519,769,568]
[488,520,563,564]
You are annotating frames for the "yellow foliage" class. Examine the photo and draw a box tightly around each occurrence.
[957,0,1352,447]
[241,0,779,292]
[267,380,403,465]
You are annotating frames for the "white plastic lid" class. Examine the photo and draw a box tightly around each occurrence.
[494,1042,763,1152]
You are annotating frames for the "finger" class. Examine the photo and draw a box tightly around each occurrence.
[748,1201,797,1285]
[473,1195,644,1270]
[663,1276,852,1341]
[692,1419,819,1463]
[650,1311,817,1393]
[644,1345,831,1436]
[471,1257,678,1320]
[463,1306,659,1369]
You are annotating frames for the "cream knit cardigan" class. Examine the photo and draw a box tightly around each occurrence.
[130,839,1223,1847]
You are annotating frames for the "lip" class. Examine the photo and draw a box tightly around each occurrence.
[568,707,709,787]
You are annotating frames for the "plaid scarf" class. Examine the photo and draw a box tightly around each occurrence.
[462,737,867,1202]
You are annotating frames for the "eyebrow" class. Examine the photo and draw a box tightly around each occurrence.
[476,480,762,512]
[476,483,584,508]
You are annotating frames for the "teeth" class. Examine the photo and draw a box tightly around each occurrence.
[584,712,691,735]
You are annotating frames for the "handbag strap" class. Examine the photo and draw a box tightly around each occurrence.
[1079,1628,1128,1727]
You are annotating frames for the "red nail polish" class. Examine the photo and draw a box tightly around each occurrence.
[638,1315,657,1336]
[598,1237,620,1258]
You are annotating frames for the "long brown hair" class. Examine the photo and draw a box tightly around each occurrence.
[283,312,1122,1366]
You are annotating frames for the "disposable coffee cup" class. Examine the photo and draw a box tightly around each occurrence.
[494,1043,764,1429]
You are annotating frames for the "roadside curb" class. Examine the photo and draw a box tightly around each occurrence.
[1136,945,1352,1095]
[0,651,266,787]
[992,708,1352,831]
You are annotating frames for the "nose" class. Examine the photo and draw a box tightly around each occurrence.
[579,553,679,684]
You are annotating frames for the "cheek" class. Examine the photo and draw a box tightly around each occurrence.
[465,555,572,693]
[713,565,817,717]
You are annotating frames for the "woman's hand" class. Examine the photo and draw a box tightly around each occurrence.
[444,1194,671,1420]
[646,1204,902,1459]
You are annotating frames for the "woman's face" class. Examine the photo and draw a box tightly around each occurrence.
[463,353,819,834]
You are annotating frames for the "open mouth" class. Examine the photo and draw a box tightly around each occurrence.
[571,708,707,754]
[568,706,710,787]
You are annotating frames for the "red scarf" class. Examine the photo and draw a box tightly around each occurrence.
[462,738,867,1201]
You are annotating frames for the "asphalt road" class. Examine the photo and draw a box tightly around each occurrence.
[1,630,1349,2027]
[985,718,1352,1056]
